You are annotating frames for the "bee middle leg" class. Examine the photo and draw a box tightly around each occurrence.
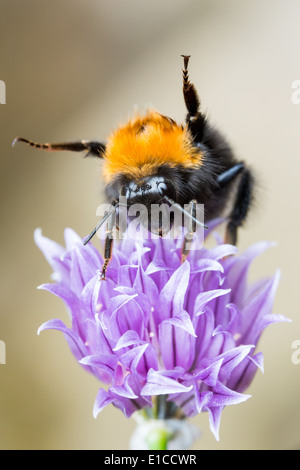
[217,163,254,245]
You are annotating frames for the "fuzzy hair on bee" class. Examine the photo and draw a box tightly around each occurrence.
[13,55,254,280]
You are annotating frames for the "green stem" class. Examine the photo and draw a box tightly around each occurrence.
[152,396,159,419]
[146,427,172,450]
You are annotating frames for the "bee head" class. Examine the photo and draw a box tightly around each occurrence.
[123,175,176,206]
[116,174,177,236]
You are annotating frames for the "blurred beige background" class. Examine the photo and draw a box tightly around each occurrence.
[0,0,299,450]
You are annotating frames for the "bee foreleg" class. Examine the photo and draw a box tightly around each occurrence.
[100,209,116,281]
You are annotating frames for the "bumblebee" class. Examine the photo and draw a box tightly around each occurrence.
[14,56,254,279]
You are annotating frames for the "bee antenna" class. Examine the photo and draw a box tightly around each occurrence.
[83,202,119,245]
[163,196,208,229]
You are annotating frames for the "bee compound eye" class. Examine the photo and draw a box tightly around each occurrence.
[157,181,167,194]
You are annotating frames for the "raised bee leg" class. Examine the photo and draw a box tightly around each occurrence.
[12,137,105,158]
[217,163,254,245]
[181,55,206,142]
[181,199,198,263]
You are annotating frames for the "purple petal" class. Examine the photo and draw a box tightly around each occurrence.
[217,345,255,379]
[110,374,139,399]
[141,368,193,396]
[79,354,118,378]
[194,289,231,316]
[208,406,224,441]
[159,310,196,337]
[191,258,224,274]
[37,283,79,321]
[113,330,145,351]
[194,359,223,387]
[228,352,264,393]
[64,227,82,250]
[34,228,68,280]
[249,352,264,373]
[119,344,149,373]
[93,388,114,418]
[209,381,251,407]
[227,241,276,308]
[158,261,191,321]
[241,270,282,344]
[209,244,238,260]
[38,318,87,361]
[194,389,214,414]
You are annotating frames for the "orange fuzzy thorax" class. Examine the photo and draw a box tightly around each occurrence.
[102,110,203,182]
